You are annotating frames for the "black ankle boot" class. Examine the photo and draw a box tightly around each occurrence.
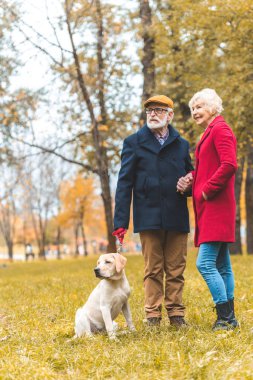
[169,316,188,328]
[212,301,237,331]
[146,317,161,326]
[228,298,239,328]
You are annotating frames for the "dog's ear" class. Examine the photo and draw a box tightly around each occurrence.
[115,254,127,273]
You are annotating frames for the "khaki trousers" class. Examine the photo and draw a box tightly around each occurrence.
[139,230,188,318]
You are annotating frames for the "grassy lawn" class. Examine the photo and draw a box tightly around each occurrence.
[1,253,253,379]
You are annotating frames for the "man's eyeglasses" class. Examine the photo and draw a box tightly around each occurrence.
[145,107,169,115]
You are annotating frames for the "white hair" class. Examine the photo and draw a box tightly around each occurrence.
[189,88,224,115]
[167,108,174,122]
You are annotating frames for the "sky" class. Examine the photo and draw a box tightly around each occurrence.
[12,0,141,138]
[14,0,139,91]
[10,0,142,190]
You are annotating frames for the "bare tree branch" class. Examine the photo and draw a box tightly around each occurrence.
[1,129,97,173]
[10,6,72,55]
[45,0,65,63]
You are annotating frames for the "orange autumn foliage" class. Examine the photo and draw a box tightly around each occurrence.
[58,175,106,238]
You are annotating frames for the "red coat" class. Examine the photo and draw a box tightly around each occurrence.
[192,116,237,247]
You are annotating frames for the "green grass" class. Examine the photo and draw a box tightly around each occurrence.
[1,253,253,379]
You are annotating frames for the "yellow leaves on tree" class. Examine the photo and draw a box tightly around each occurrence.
[58,175,106,238]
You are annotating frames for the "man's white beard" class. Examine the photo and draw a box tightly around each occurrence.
[147,118,168,130]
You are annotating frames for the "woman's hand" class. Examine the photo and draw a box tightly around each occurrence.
[202,191,208,200]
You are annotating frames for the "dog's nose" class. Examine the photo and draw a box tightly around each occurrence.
[94,267,100,277]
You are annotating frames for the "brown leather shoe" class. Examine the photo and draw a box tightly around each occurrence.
[169,316,188,328]
[146,317,161,326]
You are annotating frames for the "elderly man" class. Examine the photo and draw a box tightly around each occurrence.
[113,95,193,327]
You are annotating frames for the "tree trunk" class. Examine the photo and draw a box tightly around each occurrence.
[95,0,116,253]
[81,222,88,256]
[65,0,116,253]
[74,224,79,256]
[246,151,253,254]
[230,157,244,254]
[38,245,46,260]
[56,226,61,259]
[139,0,155,125]
[38,232,46,259]
[100,177,116,252]
[7,241,13,262]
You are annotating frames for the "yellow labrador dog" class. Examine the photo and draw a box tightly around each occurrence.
[74,253,135,340]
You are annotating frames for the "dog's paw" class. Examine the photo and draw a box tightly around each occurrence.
[117,330,129,336]
[110,336,120,342]
[70,333,95,341]
[108,333,119,341]
[118,327,136,336]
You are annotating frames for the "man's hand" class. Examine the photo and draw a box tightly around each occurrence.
[112,228,127,244]
[176,172,193,194]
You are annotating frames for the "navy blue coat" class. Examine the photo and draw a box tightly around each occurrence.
[114,124,193,233]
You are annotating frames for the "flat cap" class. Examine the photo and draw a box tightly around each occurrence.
[144,95,174,109]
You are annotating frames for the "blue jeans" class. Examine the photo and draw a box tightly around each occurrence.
[196,242,235,304]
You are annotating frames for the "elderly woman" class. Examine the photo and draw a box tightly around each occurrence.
[177,88,239,331]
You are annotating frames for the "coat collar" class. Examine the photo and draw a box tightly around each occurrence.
[208,115,225,127]
[137,124,180,154]
[196,115,225,156]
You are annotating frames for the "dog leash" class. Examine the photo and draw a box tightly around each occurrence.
[117,242,122,255]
